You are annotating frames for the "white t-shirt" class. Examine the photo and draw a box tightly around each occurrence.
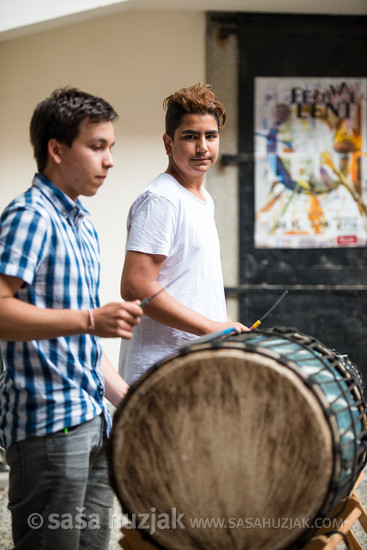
[119,173,227,384]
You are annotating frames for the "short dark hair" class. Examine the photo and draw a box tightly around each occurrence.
[163,83,226,139]
[30,87,118,172]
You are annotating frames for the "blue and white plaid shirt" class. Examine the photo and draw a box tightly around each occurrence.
[0,173,110,449]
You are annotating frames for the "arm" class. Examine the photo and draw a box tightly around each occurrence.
[100,352,129,407]
[121,250,247,335]
[0,273,142,341]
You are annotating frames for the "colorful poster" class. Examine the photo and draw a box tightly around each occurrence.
[254,78,367,248]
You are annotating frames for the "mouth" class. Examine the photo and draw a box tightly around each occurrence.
[192,157,210,162]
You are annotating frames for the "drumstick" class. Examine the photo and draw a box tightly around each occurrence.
[249,290,288,331]
[139,269,190,308]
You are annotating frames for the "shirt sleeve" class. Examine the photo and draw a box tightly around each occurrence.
[0,204,49,285]
[127,194,178,256]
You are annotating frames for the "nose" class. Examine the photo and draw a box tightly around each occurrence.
[103,149,114,168]
[196,137,208,153]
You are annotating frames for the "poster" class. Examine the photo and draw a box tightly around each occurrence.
[254,78,367,248]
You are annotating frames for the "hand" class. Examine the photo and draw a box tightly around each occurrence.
[230,321,249,333]
[92,301,142,339]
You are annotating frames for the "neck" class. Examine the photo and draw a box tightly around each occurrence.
[165,166,205,200]
[42,167,78,202]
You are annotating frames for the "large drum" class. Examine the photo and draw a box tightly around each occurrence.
[109,327,367,550]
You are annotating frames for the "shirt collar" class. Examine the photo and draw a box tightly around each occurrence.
[32,173,90,222]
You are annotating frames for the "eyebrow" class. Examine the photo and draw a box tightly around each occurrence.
[181,129,219,136]
[89,137,115,146]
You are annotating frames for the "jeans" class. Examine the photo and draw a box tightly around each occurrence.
[6,414,114,550]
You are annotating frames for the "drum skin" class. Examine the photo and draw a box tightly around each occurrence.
[108,327,367,550]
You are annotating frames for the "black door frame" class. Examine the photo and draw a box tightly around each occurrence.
[209,12,367,380]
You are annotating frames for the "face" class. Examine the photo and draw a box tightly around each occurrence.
[50,118,115,201]
[163,113,220,182]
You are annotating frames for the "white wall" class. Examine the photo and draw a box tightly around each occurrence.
[0,10,206,364]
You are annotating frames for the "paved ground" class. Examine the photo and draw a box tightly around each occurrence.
[344,472,367,547]
[0,476,122,550]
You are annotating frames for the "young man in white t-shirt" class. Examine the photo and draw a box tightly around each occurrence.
[119,83,247,384]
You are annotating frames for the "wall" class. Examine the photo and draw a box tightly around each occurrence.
[0,10,206,364]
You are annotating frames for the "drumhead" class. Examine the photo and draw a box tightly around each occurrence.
[110,347,333,550]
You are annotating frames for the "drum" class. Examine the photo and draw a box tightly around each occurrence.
[109,327,367,550]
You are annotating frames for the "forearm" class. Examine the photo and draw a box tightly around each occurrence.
[121,251,247,334]
[0,296,89,341]
[122,267,211,334]
[141,292,231,336]
[101,353,129,407]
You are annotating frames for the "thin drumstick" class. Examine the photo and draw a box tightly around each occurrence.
[139,269,190,308]
[249,290,288,331]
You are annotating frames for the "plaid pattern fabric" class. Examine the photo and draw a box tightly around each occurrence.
[0,174,110,448]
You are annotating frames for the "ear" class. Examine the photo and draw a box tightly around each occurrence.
[163,133,173,156]
[47,138,63,165]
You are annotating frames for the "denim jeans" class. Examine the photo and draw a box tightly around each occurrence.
[6,414,114,550]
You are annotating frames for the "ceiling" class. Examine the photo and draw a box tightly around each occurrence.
[1,0,366,42]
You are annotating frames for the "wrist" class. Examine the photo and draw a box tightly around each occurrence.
[87,309,95,334]
[195,317,216,336]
